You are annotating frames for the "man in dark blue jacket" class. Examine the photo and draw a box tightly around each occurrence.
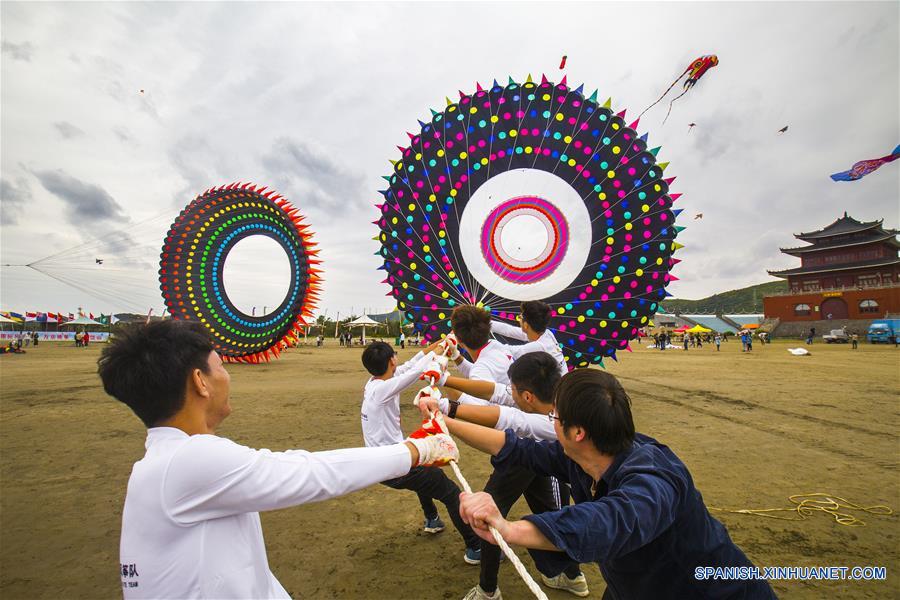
[454,369,776,599]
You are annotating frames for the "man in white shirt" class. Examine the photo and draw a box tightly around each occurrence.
[443,306,512,408]
[98,320,459,599]
[490,300,568,377]
[360,341,482,564]
[418,352,588,600]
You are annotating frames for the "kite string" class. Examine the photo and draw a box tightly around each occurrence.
[708,493,893,527]
[425,347,549,600]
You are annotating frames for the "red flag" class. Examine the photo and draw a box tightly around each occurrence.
[559,55,567,70]
[89,312,95,320]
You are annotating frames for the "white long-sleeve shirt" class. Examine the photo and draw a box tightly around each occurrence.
[490,320,568,377]
[120,427,410,599]
[361,351,434,447]
[456,340,512,383]
[496,405,557,441]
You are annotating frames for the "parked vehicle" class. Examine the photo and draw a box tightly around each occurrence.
[867,319,900,343]
[822,329,849,343]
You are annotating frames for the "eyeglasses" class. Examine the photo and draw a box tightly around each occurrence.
[548,410,560,423]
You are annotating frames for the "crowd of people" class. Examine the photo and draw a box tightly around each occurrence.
[97,304,777,600]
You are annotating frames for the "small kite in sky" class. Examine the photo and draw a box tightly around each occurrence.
[95,258,103,264]
[139,89,144,94]
[559,55,567,70]
[694,213,703,220]
[639,54,719,124]
[830,144,900,182]
[778,126,789,134]
[687,122,696,133]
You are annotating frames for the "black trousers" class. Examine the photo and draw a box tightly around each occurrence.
[382,466,480,549]
[480,465,581,592]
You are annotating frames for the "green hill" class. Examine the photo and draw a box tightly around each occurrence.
[661,281,788,314]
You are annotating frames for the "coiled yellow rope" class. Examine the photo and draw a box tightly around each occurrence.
[709,494,893,527]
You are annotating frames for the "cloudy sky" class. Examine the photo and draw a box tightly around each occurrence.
[2,1,898,318]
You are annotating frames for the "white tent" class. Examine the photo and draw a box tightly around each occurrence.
[60,315,103,326]
[346,315,381,344]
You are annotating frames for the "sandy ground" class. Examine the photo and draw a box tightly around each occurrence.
[1,338,898,599]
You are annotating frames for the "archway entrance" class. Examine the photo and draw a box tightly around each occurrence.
[820,297,848,320]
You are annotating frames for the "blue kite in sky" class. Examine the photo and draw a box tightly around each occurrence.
[830,144,900,182]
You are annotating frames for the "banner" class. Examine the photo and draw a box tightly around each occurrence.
[0,332,110,342]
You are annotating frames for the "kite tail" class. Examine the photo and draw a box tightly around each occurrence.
[637,71,688,120]
[662,87,691,125]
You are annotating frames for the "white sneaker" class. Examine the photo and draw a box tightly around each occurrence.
[540,572,590,597]
[462,585,502,600]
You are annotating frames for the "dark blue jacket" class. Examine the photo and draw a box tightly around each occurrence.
[493,431,776,599]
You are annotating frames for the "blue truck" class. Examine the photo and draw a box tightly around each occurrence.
[866,319,900,343]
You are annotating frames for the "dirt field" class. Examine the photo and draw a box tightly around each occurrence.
[1,338,898,599]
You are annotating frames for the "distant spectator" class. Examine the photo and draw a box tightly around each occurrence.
[851,333,859,350]
[714,334,721,352]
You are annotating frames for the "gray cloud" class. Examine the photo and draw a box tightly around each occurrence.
[53,121,86,139]
[33,169,129,227]
[1,177,31,225]
[260,137,368,214]
[1,40,34,61]
[112,125,135,145]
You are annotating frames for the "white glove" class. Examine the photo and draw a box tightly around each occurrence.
[406,414,459,467]
[420,354,449,382]
[441,334,461,360]
[413,385,441,408]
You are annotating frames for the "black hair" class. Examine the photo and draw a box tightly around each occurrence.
[507,352,560,405]
[451,305,491,349]
[361,341,395,376]
[97,320,214,427]
[520,300,552,334]
[554,369,635,455]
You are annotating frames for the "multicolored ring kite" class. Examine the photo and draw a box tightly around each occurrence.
[160,183,321,363]
[375,75,683,368]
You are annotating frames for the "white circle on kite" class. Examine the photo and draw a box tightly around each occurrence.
[499,214,549,262]
[459,168,591,301]
[222,235,291,316]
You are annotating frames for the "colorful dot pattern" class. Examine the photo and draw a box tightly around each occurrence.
[159,183,321,363]
[375,77,680,367]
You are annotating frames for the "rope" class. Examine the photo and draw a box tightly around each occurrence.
[427,344,550,600]
[709,493,893,527]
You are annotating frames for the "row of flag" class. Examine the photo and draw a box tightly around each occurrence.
[0,311,118,324]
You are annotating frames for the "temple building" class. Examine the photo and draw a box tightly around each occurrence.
[763,212,900,321]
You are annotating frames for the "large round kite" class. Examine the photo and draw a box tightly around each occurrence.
[160,183,321,363]
[375,75,682,368]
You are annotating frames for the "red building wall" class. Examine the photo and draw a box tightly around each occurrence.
[764,287,900,321]
[799,242,890,268]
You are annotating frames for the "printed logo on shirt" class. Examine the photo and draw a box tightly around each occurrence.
[121,562,140,589]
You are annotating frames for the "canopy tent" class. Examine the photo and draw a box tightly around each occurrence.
[672,325,690,333]
[686,324,712,333]
[60,315,103,326]
[346,314,381,344]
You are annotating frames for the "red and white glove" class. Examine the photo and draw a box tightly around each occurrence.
[406,414,459,467]
[413,385,441,408]
[441,334,461,360]
[420,354,449,382]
